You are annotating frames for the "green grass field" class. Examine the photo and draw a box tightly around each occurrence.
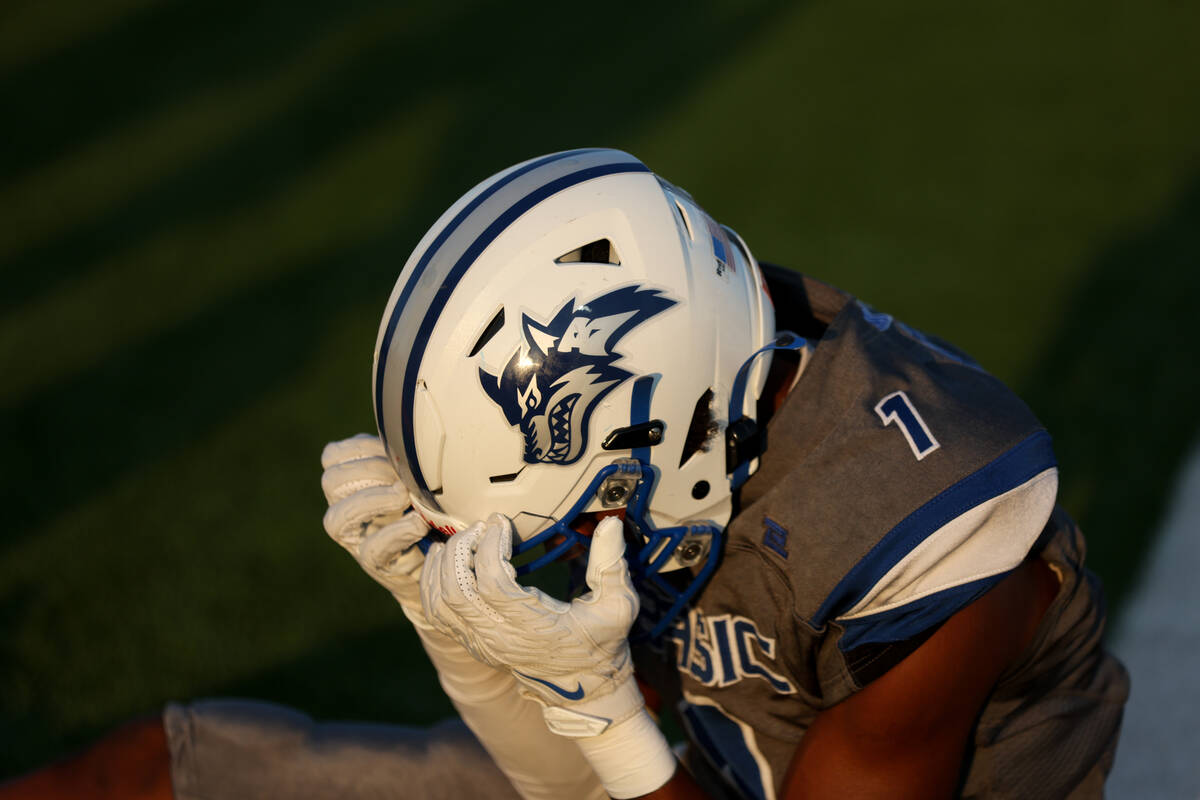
[2,0,1198,776]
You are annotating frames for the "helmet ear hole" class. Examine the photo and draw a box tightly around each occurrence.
[679,389,717,468]
[691,480,710,500]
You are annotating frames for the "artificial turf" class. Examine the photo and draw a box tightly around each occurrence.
[2,0,1198,776]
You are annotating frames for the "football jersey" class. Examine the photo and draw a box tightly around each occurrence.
[633,266,1128,799]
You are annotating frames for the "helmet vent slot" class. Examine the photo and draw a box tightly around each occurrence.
[679,389,717,467]
[555,239,621,266]
[488,467,524,484]
[672,199,694,241]
[468,307,505,357]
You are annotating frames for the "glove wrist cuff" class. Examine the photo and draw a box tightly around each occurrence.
[539,675,643,737]
[574,708,676,799]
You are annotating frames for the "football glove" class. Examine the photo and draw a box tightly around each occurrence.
[322,437,610,799]
[321,433,428,609]
[421,514,676,798]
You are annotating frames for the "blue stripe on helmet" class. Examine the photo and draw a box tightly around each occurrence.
[384,158,652,498]
[374,149,601,451]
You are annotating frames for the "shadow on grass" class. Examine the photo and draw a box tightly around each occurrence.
[2,2,468,314]
[0,0,384,182]
[0,227,411,549]
[0,0,794,776]
[1,0,789,314]
[1020,174,1200,620]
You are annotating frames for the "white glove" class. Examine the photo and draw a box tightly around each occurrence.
[323,437,609,799]
[321,434,428,609]
[421,514,676,798]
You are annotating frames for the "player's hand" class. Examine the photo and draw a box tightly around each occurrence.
[321,433,429,608]
[421,513,645,737]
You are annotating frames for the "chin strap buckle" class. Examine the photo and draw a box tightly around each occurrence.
[725,416,763,474]
[725,330,808,487]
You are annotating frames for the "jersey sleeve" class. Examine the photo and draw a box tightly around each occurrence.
[803,302,1061,690]
[735,294,1062,697]
[812,432,1058,656]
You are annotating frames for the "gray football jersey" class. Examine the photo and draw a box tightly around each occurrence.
[635,267,1128,799]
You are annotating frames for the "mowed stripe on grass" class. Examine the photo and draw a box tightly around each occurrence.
[1,0,1198,778]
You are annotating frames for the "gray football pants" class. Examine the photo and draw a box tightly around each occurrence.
[164,699,523,800]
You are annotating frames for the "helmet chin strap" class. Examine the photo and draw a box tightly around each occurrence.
[726,331,809,490]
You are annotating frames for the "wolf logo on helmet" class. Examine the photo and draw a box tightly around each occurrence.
[478,286,676,466]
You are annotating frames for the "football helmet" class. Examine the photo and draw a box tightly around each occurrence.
[373,148,793,637]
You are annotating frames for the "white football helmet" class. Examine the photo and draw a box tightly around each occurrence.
[373,148,796,637]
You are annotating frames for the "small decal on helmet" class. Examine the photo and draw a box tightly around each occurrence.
[703,215,736,281]
[478,286,676,465]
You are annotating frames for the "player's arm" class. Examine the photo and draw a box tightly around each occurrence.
[632,554,1058,800]
[780,553,1059,799]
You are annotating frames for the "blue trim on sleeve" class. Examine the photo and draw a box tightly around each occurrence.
[836,572,1008,651]
[812,430,1056,628]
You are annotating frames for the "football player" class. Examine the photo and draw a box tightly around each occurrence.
[0,149,1127,799]
[344,148,1128,799]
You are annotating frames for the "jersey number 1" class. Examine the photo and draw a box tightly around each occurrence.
[875,390,940,460]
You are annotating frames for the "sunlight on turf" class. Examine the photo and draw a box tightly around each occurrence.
[0,303,447,745]
[636,0,1200,383]
[0,96,458,408]
[0,5,421,263]
[3,0,1199,779]
[0,0,160,73]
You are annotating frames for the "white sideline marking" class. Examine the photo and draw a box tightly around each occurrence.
[1107,438,1200,799]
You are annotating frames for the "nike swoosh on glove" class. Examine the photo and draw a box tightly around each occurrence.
[321,434,429,609]
[421,513,644,738]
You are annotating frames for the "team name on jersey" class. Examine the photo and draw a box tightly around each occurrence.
[666,608,797,694]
